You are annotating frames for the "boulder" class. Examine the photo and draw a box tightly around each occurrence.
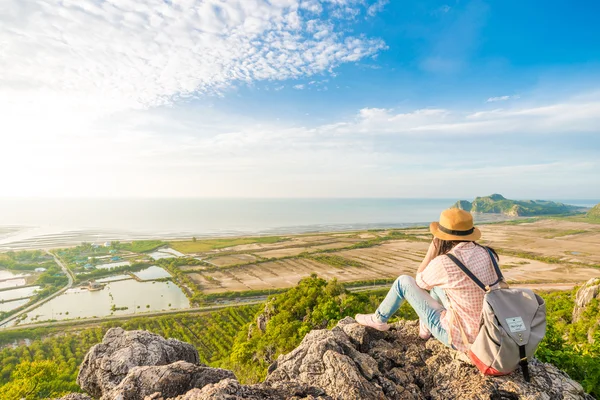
[105,361,235,400]
[77,327,199,398]
[170,379,328,399]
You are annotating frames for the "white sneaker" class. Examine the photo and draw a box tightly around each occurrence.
[419,320,432,340]
[355,313,390,331]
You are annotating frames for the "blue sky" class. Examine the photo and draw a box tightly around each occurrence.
[0,0,599,198]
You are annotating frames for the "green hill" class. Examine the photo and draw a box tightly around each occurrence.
[588,203,600,218]
[452,194,583,217]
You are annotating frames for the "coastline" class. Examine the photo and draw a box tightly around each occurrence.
[0,214,521,252]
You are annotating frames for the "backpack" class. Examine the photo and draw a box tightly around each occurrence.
[446,247,547,382]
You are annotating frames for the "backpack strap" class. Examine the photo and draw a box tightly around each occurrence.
[485,247,505,288]
[519,344,531,382]
[446,253,487,291]
[447,247,504,292]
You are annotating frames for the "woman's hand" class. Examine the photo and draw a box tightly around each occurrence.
[417,238,438,274]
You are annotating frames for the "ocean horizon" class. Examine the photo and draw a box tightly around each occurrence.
[0,198,597,250]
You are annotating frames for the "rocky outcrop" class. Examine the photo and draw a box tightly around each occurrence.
[63,320,594,400]
[268,317,591,400]
[574,278,600,322]
[77,327,200,398]
[105,361,235,399]
[573,278,600,343]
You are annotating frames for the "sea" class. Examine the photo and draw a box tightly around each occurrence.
[0,198,597,251]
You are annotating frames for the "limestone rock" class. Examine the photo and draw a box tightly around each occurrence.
[105,361,235,400]
[573,278,600,322]
[64,319,593,400]
[169,379,329,399]
[56,394,92,400]
[267,317,593,400]
[77,327,199,398]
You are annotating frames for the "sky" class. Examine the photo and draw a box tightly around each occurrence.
[1,0,599,199]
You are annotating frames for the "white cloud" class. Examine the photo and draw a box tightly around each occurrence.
[0,0,386,112]
[367,0,388,17]
[293,84,306,89]
[486,95,520,102]
[0,92,599,197]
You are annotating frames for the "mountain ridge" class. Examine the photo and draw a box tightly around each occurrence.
[452,194,584,216]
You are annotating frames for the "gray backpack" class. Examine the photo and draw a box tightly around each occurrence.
[446,248,547,381]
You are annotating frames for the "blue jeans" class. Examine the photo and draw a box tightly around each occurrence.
[375,275,451,347]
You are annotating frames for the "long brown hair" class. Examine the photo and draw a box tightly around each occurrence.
[432,237,499,260]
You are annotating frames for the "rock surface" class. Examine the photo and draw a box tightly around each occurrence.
[62,319,594,400]
[77,327,199,398]
[573,278,600,322]
[106,361,235,399]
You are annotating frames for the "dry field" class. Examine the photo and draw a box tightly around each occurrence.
[480,220,600,265]
[181,219,600,294]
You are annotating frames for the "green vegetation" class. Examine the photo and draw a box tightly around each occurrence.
[217,275,412,382]
[73,262,152,283]
[452,194,583,217]
[496,248,600,269]
[540,229,588,238]
[0,360,66,400]
[0,250,56,271]
[588,203,600,219]
[117,240,166,253]
[536,289,600,397]
[169,236,288,253]
[306,254,365,268]
[0,305,260,398]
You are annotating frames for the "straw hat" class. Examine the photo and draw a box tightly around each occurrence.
[430,208,481,241]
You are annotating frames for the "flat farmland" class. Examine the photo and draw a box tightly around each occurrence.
[178,218,600,295]
[188,257,380,294]
[480,220,600,265]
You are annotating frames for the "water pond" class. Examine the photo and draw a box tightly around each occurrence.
[16,279,189,324]
[0,286,40,301]
[96,274,131,283]
[95,261,131,270]
[148,251,175,260]
[133,266,171,281]
[0,278,27,290]
[0,270,29,289]
[0,299,29,313]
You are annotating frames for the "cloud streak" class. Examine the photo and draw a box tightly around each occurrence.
[0,0,386,110]
[486,95,520,102]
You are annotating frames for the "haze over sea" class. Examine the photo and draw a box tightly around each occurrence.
[0,198,597,251]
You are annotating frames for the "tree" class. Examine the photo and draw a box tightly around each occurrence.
[0,360,65,399]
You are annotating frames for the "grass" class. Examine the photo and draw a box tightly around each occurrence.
[305,254,365,268]
[549,215,600,225]
[544,229,588,238]
[497,249,566,264]
[170,236,288,253]
[118,240,166,253]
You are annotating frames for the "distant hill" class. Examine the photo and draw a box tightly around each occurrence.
[452,194,583,217]
[588,203,600,218]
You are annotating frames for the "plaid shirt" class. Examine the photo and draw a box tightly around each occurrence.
[416,242,498,353]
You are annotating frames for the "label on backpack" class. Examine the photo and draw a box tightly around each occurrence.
[506,317,526,333]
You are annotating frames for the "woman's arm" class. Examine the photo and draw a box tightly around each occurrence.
[417,239,438,274]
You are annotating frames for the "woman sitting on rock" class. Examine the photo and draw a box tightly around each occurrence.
[356,208,500,352]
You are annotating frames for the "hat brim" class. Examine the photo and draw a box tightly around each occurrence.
[429,221,481,241]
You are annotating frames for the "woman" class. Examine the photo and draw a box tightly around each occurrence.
[355,208,500,352]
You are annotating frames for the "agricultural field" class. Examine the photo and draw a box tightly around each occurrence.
[171,219,600,295]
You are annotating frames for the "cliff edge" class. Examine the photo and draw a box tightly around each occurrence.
[59,318,593,400]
